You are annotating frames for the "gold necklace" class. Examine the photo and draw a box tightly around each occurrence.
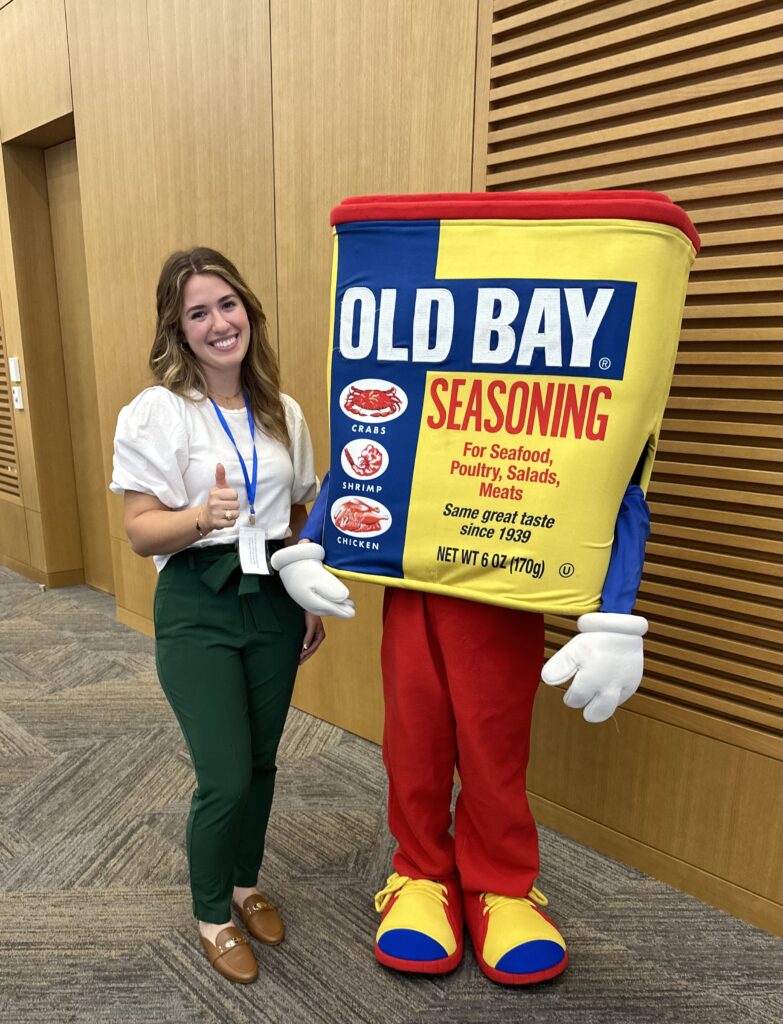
[209,387,243,402]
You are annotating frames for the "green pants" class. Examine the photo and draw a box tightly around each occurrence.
[154,544,305,923]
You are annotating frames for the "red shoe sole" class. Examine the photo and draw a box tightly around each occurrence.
[474,948,569,986]
[374,942,463,975]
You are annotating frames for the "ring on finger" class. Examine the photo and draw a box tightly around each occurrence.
[224,509,234,522]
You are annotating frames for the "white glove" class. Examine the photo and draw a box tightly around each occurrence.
[270,543,356,619]
[541,612,648,724]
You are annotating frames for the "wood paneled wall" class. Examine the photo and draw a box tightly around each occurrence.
[271,0,479,739]
[475,0,782,933]
[0,0,71,141]
[0,0,778,934]
[64,0,279,630]
[0,0,83,585]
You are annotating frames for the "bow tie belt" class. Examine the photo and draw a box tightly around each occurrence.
[191,541,286,595]
[178,542,288,635]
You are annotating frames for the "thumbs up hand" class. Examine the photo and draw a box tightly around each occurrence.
[204,462,240,530]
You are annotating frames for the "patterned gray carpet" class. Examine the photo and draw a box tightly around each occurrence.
[0,565,780,1023]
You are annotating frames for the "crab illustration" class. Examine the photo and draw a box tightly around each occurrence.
[343,385,402,418]
[333,498,389,533]
[344,443,384,477]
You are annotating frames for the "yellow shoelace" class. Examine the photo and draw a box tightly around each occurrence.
[481,885,549,916]
[374,873,449,914]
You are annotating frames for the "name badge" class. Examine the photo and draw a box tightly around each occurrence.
[239,525,271,575]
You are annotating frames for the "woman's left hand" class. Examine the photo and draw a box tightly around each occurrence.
[300,613,325,664]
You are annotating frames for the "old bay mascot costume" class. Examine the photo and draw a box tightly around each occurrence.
[271,192,699,985]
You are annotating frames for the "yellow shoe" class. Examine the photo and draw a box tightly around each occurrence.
[374,872,463,974]
[465,887,568,985]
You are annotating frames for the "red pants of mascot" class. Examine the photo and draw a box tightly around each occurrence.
[374,588,568,984]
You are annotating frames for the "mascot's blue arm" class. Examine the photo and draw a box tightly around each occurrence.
[301,471,330,542]
[599,483,650,614]
[301,473,649,615]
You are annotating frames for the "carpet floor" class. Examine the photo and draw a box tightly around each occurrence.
[0,567,780,1023]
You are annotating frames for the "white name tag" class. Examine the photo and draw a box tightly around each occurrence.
[239,525,271,575]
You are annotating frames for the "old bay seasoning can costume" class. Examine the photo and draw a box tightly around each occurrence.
[272,192,700,984]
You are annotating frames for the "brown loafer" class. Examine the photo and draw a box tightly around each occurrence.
[199,926,258,983]
[234,893,285,945]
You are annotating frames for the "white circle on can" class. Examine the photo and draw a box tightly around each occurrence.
[331,497,392,536]
[340,439,389,480]
[339,378,407,422]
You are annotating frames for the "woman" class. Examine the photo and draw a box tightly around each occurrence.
[111,247,323,984]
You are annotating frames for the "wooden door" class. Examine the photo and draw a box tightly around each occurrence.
[46,140,113,593]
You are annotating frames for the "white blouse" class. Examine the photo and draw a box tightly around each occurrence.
[110,386,318,572]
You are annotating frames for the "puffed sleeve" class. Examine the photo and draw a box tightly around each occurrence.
[283,395,319,504]
[109,387,190,509]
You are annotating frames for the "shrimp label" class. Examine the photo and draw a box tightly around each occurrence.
[341,440,389,480]
[323,202,697,610]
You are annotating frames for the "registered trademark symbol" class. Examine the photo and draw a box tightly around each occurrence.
[559,563,575,578]
[599,357,611,370]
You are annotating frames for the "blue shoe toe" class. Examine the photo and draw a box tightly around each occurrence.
[495,939,566,975]
[377,928,449,962]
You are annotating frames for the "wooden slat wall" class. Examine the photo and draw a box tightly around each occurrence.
[0,302,21,499]
[477,0,783,757]
[470,0,782,931]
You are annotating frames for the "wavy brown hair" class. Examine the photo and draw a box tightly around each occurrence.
[149,247,289,446]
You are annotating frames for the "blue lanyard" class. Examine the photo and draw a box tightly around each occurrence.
[209,392,258,524]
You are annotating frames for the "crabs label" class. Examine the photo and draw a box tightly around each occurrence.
[331,497,393,536]
[341,439,389,480]
[339,378,408,423]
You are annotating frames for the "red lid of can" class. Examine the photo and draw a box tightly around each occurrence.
[330,191,700,252]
